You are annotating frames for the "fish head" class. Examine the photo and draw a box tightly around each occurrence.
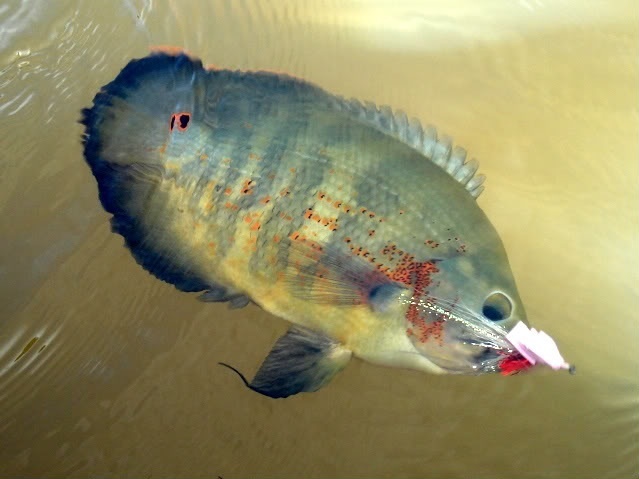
[399,239,527,375]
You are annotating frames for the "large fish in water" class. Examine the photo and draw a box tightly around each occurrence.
[81,52,531,398]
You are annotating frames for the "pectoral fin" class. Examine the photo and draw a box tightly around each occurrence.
[220,326,352,398]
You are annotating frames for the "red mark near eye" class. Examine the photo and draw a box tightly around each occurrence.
[169,112,191,132]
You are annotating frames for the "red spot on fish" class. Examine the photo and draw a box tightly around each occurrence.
[169,112,191,132]
[224,187,233,196]
[387,257,441,344]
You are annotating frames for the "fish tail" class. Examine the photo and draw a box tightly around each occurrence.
[80,53,212,293]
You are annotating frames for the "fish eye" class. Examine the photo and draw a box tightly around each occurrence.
[482,292,512,321]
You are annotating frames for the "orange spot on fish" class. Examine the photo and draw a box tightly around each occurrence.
[273,234,281,243]
[260,196,271,204]
[248,152,261,161]
[290,167,297,174]
[279,188,290,197]
[205,201,213,211]
[149,45,194,56]
[224,201,239,211]
[200,153,208,161]
[249,221,261,231]
[224,188,233,196]
[241,179,255,195]
[289,231,302,241]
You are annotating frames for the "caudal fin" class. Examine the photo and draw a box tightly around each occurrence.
[80,53,211,293]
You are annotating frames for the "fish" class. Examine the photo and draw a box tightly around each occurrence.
[81,52,530,398]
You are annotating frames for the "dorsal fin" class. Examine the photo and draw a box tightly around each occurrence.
[331,97,486,198]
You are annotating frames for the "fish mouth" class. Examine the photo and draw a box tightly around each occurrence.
[425,337,508,374]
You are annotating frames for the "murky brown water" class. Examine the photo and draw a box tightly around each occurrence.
[1,1,638,477]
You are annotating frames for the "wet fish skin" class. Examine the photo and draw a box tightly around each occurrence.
[82,53,527,398]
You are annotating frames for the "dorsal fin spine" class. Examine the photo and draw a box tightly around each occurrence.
[335,96,486,199]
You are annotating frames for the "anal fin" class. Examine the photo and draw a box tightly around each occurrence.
[220,326,352,398]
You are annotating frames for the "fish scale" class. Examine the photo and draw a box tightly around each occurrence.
[82,52,528,398]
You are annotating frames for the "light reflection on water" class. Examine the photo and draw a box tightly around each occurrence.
[0,1,637,477]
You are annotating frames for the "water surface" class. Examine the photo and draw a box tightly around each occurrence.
[1,1,637,477]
